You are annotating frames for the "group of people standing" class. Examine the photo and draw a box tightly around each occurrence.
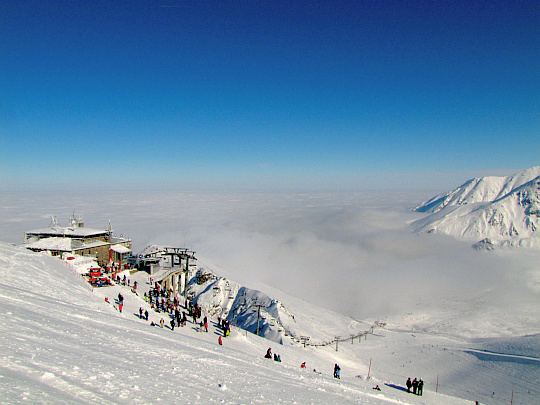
[406,377,424,395]
[138,306,149,321]
[217,317,231,337]
[140,281,235,342]
[144,283,178,314]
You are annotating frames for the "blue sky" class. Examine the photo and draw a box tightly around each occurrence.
[1,0,538,191]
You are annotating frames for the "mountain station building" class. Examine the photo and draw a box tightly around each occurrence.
[24,215,132,269]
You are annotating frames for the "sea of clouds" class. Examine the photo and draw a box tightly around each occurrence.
[1,189,538,329]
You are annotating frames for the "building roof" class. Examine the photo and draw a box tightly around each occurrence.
[111,244,131,254]
[25,226,109,239]
[25,237,74,252]
[25,237,115,252]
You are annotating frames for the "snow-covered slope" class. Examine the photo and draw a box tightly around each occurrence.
[1,242,539,404]
[413,167,540,248]
[187,265,371,346]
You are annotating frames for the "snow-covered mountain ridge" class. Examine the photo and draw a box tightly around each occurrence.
[413,167,540,248]
[187,266,372,346]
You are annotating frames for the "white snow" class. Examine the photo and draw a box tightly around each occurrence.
[1,242,538,404]
[413,167,540,248]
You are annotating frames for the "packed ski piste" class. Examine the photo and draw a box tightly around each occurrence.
[0,242,538,404]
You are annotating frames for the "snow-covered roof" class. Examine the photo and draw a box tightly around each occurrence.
[25,237,74,252]
[25,226,109,239]
[25,237,111,252]
[111,244,131,254]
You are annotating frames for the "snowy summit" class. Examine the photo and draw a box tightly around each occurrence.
[412,167,540,249]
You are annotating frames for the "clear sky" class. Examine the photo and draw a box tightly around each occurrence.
[1,0,538,191]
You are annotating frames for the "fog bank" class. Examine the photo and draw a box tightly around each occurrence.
[2,190,538,333]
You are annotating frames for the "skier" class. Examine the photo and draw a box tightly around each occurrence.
[203,316,208,332]
[144,309,149,321]
[417,379,424,396]
[218,336,222,345]
[265,348,272,359]
[406,377,412,393]
[139,307,143,319]
[160,318,164,328]
[333,364,341,379]
[300,362,306,369]
[170,319,175,331]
